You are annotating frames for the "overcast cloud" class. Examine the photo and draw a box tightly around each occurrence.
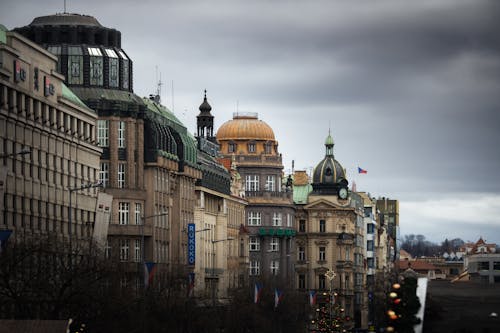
[2,0,500,244]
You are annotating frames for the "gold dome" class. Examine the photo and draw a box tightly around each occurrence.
[216,112,275,141]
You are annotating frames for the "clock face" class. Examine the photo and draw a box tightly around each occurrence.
[339,187,348,199]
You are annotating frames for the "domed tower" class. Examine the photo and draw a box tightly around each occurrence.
[312,131,349,199]
[217,112,296,286]
[196,90,215,142]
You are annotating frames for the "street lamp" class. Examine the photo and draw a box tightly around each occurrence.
[68,181,102,263]
[0,148,31,159]
[210,237,234,305]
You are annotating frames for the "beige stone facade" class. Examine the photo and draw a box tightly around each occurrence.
[0,30,101,243]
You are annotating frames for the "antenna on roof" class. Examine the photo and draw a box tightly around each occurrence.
[153,66,162,104]
[171,80,174,112]
[64,0,67,13]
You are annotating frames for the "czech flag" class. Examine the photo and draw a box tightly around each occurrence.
[254,283,263,304]
[274,288,284,308]
[144,262,157,288]
[309,291,317,306]
[187,272,195,297]
[358,167,367,174]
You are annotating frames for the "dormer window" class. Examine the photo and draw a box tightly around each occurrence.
[68,46,83,85]
[88,47,103,86]
[118,50,129,90]
[228,142,237,153]
[105,49,119,88]
[264,142,272,154]
[248,142,256,153]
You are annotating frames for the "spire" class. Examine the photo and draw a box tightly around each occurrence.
[324,129,334,156]
[199,89,212,113]
[197,89,214,140]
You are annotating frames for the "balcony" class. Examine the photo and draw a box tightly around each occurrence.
[336,260,354,270]
[205,268,224,278]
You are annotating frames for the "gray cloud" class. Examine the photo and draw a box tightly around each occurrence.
[3,0,500,243]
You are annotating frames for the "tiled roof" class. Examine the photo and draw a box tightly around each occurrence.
[399,259,437,271]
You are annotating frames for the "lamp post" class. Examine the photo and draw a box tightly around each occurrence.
[325,269,336,329]
[211,237,234,305]
[0,148,31,160]
[68,181,102,263]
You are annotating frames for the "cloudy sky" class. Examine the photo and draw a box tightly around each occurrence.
[3,0,500,244]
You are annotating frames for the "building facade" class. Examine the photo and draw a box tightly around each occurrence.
[0,26,102,244]
[216,112,296,289]
[14,14,202,288]
[294,133,367,331]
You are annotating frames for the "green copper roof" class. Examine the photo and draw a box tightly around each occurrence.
[293,184,312,204]
[0,24,7,44]
[142,97,198,166]
[61,83,93,111]
[325,133,334,146]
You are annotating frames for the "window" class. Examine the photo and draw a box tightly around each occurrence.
[97,120,109,147]
[118,163,126,188]
[272,212,282,226]
[105,49,119,88]
[118,202,129,225]
[319,219,326,233]
[270,260,279,275]
[248,142,256,153]
[270,237,279,252]
[118,121,126,148]
[355,273,363,287]
[247,211,261,226]
[367,258,374,268]
[245,175,259,191]
[478,261,489,270]
[298,274,306,289]
[367,223,375,234]
[345,273,350,289]
[118,50,129,89]
[119,239,129,261]
[135,203,142,225]
[249,237,260,251]
[319,247,326,261]
[68,46,83,85]
[287,214,293,227]
[299,219,306,232]
[134,239,141,262]
[88,47,103,86]
[105,242,111,259]
[367,240,374,251]
[99,162,109,187]
[494,262,500,270]
[319,274,326,289]
[250,260,260,276]
[228,142,236,153]
[264,142,272,154]
[345,247,350,261]
[298,246,305,261]
[265,175,275,191]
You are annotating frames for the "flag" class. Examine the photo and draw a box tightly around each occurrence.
[274,288,284,308]
[187,272,195,297]
[254,283,263,304]
[144,262,156,288]
[358,167,367,174]
[309,290,317,306]
[0,230,12,253]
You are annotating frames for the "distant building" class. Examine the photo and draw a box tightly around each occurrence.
[294,132,367,331]
[216,112,296,288]
[463,238,499,284]
[192,92,247,302]
[376,197,399,262]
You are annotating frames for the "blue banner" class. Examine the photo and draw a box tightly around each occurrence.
[187,223,195,265]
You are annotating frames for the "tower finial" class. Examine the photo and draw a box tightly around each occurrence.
[204,89,207,100]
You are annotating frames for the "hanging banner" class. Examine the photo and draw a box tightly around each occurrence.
[187,223,195,265]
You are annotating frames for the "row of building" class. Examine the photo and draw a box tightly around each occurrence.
[0,13,400,331]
